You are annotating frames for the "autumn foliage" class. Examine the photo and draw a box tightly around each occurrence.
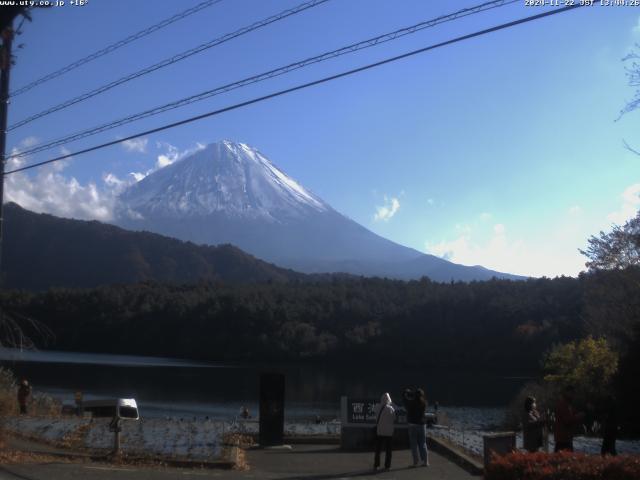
[485,451,640,480]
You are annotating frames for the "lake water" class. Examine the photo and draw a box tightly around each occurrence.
[0,348,526,427]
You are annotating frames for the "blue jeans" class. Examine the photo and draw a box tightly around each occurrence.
[408,423,428,465]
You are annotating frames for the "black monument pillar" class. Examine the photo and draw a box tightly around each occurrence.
[259,372,285,446]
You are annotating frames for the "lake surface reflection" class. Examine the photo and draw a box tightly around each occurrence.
[0,349,528,423]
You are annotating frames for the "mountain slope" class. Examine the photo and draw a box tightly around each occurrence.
[115,140,523,281]
[0,203,305,290]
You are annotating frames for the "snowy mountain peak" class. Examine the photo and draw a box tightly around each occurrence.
[116,140,329,222]
[113,140,523,281]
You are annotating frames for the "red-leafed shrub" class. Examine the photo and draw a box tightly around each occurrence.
[485,451,640,480]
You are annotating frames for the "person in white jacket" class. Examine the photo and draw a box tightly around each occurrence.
[374,392,396,471]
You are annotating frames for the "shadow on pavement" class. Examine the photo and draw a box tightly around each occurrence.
[0,465,41,480]
[269,471,377,480]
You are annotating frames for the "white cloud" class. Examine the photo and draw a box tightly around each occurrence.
[427,198,435,206]
[374,196,400,222]
[102,172,137,196]
[156,141,179,169]
[607,183,640,225]
[4,139,208,222]
[4,138,128,221]
[4,149,115,222]
[51,146,74,172]
[425,185,640,278]
[130,172,147,182]
[156,154,174,169]
[428,223,518,269]
[426,222,585,278]
[121,137,148,154]
[155,141,205,170]
[21,136,39,148]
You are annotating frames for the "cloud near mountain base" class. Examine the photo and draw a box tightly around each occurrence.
[3,139,206,222]
[4,158,117,222]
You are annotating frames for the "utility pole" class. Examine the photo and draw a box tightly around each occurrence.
[0,22,13,281]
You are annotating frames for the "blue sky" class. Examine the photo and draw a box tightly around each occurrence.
[3,0,639,277]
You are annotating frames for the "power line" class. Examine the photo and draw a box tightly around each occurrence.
[10,0,518,159]
[9,0,224,98]
[8,0,331,131]
[4,3,583,177]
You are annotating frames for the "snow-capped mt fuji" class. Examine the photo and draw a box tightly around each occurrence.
[115,141,522,281]
[117,141,328,221]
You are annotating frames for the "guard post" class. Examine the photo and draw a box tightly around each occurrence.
[483,432,516,468]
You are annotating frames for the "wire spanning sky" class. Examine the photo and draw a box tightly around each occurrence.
[3,0,639,278]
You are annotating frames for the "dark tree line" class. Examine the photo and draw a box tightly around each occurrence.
[0,275,587,372]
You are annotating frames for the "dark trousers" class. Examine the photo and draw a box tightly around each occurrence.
[374,435,392,469]
[554,441,573,452]
[19,403,27,415]
[601,437,617,456]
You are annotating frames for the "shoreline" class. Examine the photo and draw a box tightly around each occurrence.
[5,414,639,462]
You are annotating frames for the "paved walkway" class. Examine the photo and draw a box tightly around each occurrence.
[1,438,477,479]
[240,444,477,479]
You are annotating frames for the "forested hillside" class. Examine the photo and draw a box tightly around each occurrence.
[0,275,585,371]
[1,203,306,289]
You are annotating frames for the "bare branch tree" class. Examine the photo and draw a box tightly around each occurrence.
[580,211,640,271]
[619,44,640,121]
[0,306,55,350]
[623,139,640,156]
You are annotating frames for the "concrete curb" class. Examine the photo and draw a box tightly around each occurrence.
[243,433,340,445]
[428,436,483,476]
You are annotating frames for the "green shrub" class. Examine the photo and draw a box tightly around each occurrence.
[485,451,640,480]
[543,336,618,407]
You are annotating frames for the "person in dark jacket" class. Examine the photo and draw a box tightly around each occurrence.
[600,396,618,456]
[403,387,429,467]
[554,387,584,452]
[522,396,544,452]
[17,378,32,415]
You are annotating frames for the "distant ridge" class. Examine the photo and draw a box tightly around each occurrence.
[1,203,306,290]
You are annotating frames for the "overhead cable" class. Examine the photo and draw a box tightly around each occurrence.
[8,0,331,131]
[10,0,225,98]
[10,0,518,158]
[4,4,583,176]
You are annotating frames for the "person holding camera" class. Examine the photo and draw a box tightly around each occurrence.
[523,396,545,452]
[403,386,429,467]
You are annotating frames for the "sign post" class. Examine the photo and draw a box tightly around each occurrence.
[259,372,285,447]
